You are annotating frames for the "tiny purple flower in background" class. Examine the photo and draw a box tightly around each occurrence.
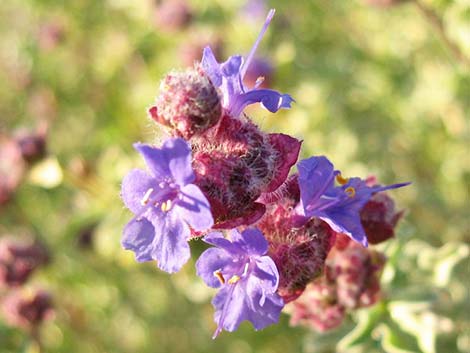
[0,238,49,288]
[201,9,294,117]
[121,138,213,273]
[196,228,284,338]
[15,123,48,164]
[153,0,193,32]
[37,21,65,51]
[240,0,268,22]
[2,289,54,330]
[296,156,409,247]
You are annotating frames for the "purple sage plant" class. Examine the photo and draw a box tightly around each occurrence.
[120,8,410,338]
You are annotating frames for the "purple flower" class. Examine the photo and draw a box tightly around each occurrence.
[196,228,284,338]
[201,9,294,117]
[121,138,213,273]
[296,156,410,247]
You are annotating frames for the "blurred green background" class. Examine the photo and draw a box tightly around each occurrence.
[0,0,468,352]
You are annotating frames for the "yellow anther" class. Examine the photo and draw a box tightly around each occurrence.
[228,275,240,284]
[213,270,225,285]
[161,199,173,212]
[140,188,154,206]
[336,174,349,185]
[345,186,356,198]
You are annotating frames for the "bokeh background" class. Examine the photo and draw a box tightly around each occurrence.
[0,0,468,352]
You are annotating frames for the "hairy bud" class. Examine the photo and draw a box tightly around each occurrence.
[287,234,387,331]
[191,114,300,228]
[329,241,386,309]
[287,279,345,332]
[149,67,222,139]
[361,192,404,244]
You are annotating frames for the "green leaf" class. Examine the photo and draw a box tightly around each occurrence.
[338,303,385,351]
[377,323,422,353]
[432,243,469,287]
[388,301,444,353]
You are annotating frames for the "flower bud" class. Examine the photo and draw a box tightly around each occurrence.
[287,236,387,332]
[0,238,49,288]
[360,192,404,244]
[76,223,97,250]
[328,241,386,309]
[287,279,345,332]
[149,67,222,139]
[272,219,335,303]
[16,132,47,164]
[2,289,54,330]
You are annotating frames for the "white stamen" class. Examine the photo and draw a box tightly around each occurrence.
[242,263,250,277]
[140,188,154,206]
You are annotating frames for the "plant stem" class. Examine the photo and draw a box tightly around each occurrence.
[413,0,470,67]
[30,326,43,353]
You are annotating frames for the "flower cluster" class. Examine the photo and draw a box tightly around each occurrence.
[121,9,409,338]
